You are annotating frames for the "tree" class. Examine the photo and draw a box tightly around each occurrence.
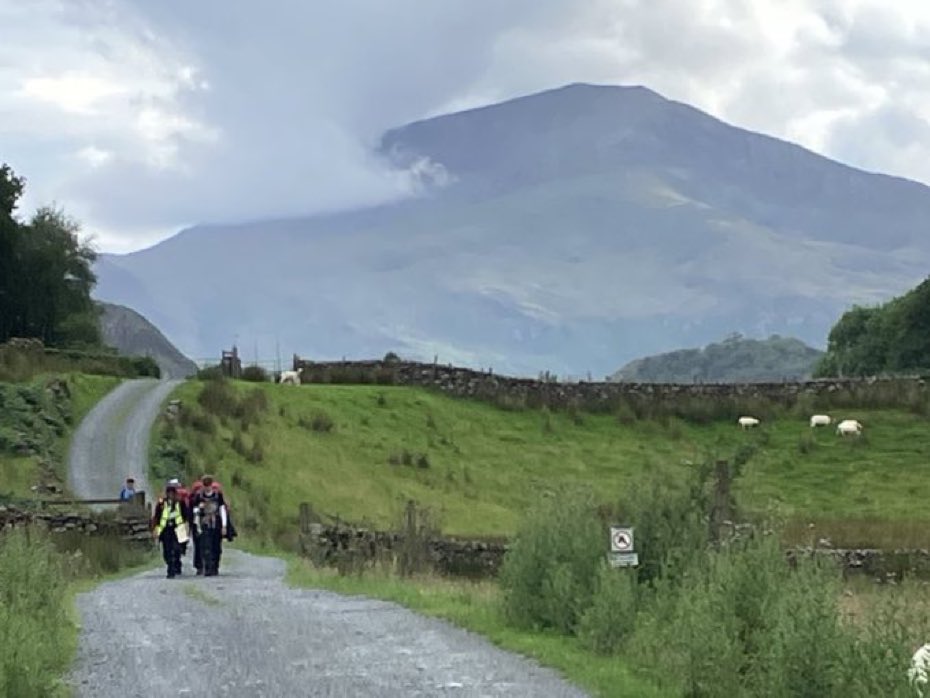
[0,163,101,347]
[815,276,930,377]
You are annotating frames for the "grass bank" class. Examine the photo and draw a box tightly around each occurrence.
[0,373,120,501]
[159,380,930,547]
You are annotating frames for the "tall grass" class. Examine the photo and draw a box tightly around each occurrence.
[0,527,154,697]
[0,529,71,697]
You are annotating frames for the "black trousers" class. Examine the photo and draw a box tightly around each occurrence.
[193,532,202,572]
[199,526,223,575]
[160,528,181,577]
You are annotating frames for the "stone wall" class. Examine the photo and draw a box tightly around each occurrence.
[293,357,930,413]
[0,504,152,542]
[298,519,930,580]
[299,521,507,578]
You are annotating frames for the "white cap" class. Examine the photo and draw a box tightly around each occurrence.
[167,478,181,486]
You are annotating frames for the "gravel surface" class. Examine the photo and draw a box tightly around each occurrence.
[69,549,588,698]
[67,378,181,503]
[65,377,586,697]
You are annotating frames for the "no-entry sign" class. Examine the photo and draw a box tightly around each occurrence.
[610,526,634,553]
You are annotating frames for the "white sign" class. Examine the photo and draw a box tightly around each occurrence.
[610,526,634,552]
[608,552,639,568]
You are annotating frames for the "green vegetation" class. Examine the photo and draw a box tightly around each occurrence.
[817,276,930,377]
[286,557,663,698]
[492,471,930,697]
[612,333,823,383]
[0,528,153,697]
[0,164,100,348]
[157,379,930,548]
[0,373,120,500]
[286,465,930,697]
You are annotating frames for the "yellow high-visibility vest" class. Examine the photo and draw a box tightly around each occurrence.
[155,501,185,537]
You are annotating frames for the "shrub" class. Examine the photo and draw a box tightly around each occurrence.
[614,401,637,426]
[415,453,430,469]
[248,439,264,464]
[500,489,603,634]
[578,564,638,654]
[240,365,269,382]
[197,378,236,416]
[196,364,224,381]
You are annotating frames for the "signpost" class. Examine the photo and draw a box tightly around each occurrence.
[608,525,638,568]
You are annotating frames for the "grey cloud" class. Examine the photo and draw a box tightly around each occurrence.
[8,0,930,250]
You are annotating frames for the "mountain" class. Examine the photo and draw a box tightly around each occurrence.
[610,334,824,383]
[97,302,198,379]
[93,83,930,377]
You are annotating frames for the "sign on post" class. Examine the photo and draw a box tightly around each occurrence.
[608,525,638,567]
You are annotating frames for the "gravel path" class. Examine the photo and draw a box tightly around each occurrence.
[65,377,586,696]
[67,378,181,503]
[69,549,588,697]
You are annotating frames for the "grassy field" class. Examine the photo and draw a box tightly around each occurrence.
[161,380,930,546]
[0,373,121,500]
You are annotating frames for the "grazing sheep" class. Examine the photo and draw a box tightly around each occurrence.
[279,367,303,385]
[836,419,863,436]
[909,643,930,696]
[809,414,832,428]
[737,416,760,430]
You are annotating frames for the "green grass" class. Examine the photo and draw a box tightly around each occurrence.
[164,381,930,546]
[285,555,666,697]
[0,373,120,500]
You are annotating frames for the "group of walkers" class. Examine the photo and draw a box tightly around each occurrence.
[150,475,237,579]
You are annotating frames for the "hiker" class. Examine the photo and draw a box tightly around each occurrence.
[152,484,190,579]
[118,477,136,502]
[190,475,237,574]
[190,476,228,576]
[167,478,192,556]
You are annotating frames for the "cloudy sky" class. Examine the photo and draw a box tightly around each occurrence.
[3,0,930,253]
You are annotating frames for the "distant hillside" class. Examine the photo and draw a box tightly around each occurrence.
[610,334,824,383]
[95,83,930,375]
[98,303,197,379]
[816,275,930,377]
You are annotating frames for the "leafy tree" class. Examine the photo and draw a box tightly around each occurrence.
[0,163,101,347]
[816,276,930,377]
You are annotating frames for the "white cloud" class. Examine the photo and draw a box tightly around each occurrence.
[4,0,930,252]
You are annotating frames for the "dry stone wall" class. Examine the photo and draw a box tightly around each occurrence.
[0,504,151,542]
[293,358,930,413]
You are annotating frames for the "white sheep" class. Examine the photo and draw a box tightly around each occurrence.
[738,416,760,430]
[279,367,303,385]
[809,414,832,428]
[836,419,863,437]
[910,643,930,695]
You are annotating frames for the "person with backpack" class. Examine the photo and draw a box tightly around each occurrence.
[190,476,228,576]
[190,474,237,574]
[151,483,190,579]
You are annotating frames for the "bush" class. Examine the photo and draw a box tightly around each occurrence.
[578,564,638,654]
[500,489,603,634]
[241,365,269,382]
[197,364,224,380]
